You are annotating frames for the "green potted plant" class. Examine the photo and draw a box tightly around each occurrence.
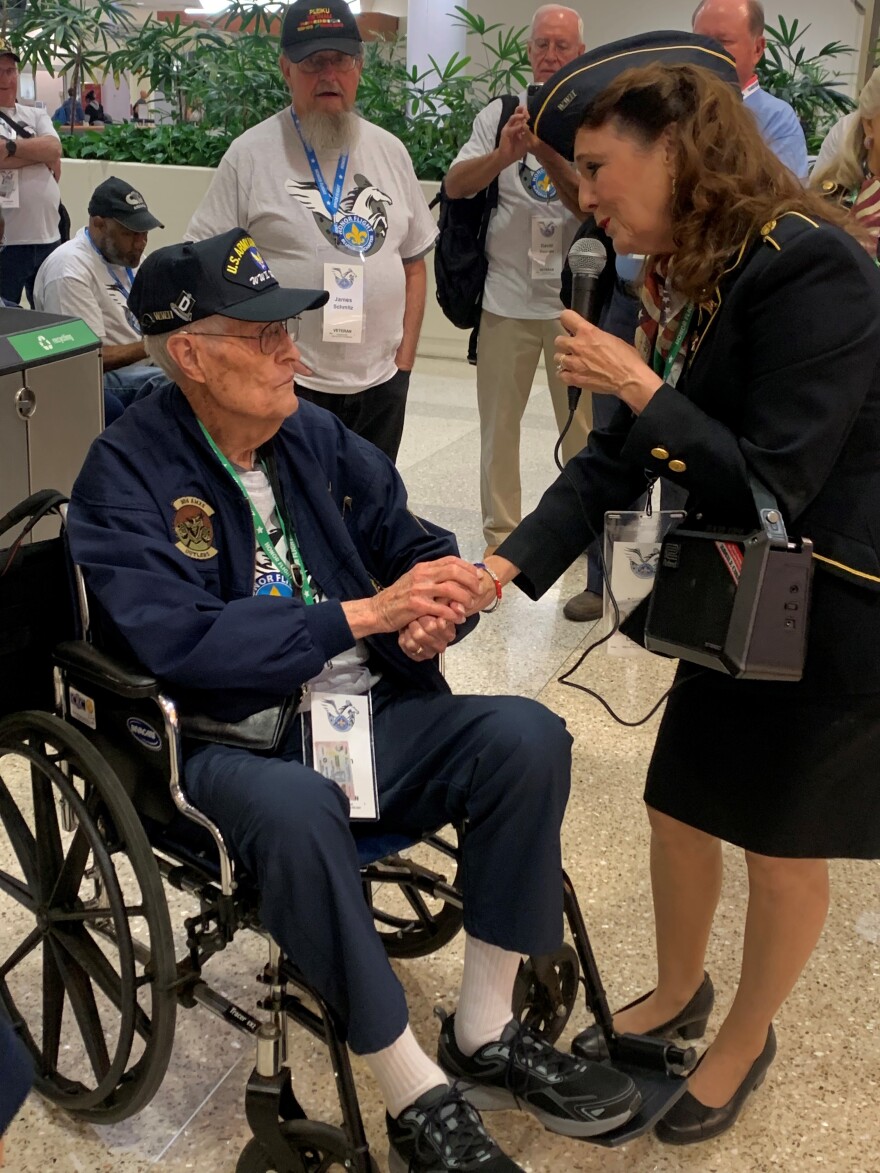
[757,16,857,153]
[8,0,136,133]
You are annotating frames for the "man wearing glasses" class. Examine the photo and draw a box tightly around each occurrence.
[0,38,62,306]
[68,228,641,1173]
[444,7,589,564]
[186,0,437,462]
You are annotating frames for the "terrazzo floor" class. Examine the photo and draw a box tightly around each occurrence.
[1,358,878,1172]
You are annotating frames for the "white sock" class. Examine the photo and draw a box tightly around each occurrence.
[454,934,523,1057]
[363,1024,448,1119]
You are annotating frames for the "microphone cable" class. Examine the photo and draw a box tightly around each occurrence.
[551,405,698,727]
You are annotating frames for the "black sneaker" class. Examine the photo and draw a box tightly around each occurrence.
[438,1015,642,1139]
[387,1084,524,1173]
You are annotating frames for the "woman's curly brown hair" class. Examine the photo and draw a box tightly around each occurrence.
[579,63,853,301]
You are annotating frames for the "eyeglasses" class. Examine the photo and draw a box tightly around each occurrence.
[296,51,360,74]
[182,318,300,355]
[0,66,18,77]
[529,38,576,55]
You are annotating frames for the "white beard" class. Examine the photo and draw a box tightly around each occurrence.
[296,109,360,153]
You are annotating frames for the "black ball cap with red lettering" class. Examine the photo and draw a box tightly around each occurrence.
[281,0,362,62]
[128,228,329,336]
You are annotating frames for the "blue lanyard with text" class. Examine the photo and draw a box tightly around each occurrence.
[291,109,349,233]
[84,228,140,332]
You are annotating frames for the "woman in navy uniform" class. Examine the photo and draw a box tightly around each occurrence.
[473,62,880,1145]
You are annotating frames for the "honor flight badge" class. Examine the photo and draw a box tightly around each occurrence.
[172,497,218,560]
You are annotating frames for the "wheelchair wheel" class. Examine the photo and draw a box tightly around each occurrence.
[512,944,580,1045]
[364,829,464,960]
[0,711,177,1122]
[236,1120,380,1173]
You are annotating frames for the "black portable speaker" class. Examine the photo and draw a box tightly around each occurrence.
[641,480,813,681]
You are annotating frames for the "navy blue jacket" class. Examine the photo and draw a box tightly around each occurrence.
[0,1017,32,1135]
[502,213,880,691]
[68,384,475,722]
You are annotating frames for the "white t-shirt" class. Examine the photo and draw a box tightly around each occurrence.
[33,227,142,345]
[450,94,580,320]
[0,103,60,245]
[186,109,438,396]
[242,467,379,702]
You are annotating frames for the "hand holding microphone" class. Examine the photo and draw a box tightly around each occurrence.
[557,238,663,416]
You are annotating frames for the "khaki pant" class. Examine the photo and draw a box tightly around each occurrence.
[477,309,592,547]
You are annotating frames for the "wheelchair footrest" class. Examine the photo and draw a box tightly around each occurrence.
[581,1061,689,1148]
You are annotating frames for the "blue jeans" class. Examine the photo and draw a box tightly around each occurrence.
[185,682,572,1053]
[1,241,60,307]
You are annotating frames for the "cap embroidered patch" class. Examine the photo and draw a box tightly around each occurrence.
[298,9,346,34]
[172,497,217,560]
[224,236,276,290]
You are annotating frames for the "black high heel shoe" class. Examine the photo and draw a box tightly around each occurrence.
[654,1024,777,1145]
[571,972,714,1061]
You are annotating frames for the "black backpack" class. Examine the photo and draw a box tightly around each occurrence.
[432,94,520,363]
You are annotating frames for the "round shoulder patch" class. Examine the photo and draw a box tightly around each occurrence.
[172,496,217,560]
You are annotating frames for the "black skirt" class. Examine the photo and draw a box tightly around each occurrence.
[644,570,880,859]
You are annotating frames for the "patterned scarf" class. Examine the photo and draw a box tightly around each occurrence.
[635,262,693,388]
[849,174,880,255]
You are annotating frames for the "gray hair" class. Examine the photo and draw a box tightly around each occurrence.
[692,0,765,37]
[143,327,187,384]
[811,68,880,192]
[529,5,584,42]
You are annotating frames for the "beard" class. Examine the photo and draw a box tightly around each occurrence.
[296,109,360,153]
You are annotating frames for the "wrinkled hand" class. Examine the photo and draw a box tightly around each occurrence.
[497,105,531,167]
[555,309,663,412]
[399,615,457,661]
[372,557,481,633]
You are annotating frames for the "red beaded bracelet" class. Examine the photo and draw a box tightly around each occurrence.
[474,562,502,613]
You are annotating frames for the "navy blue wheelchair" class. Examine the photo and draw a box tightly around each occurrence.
[0,491,691,1171]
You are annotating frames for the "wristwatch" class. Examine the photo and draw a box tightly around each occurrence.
[5,139,16,157]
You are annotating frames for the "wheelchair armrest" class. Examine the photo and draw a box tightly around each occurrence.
[54,640,162,700]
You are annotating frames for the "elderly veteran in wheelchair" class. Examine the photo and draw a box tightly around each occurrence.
[65,229,640,1172]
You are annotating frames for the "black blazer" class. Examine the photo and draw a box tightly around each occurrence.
[501,212,880,686]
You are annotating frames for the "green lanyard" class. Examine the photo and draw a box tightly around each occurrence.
[652,302,696,382]
[197,422,316,604]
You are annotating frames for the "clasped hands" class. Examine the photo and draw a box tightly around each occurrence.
[390,557,507,662]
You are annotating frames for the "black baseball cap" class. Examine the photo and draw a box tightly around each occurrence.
[281,0,362,62]
[88,176,164,232]
[129,229,329,336]
[0,37,20,63]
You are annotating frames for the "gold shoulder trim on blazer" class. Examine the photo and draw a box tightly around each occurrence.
[761,210,822,250]
[813,553,880,585]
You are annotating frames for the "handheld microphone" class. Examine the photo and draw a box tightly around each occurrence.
[566,238,608,410]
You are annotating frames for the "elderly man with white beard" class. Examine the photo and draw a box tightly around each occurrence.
[186,0,437,461]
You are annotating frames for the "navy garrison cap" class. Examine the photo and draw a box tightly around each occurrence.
[528,31,740,160]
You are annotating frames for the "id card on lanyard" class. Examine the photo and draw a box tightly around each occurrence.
[291,110,367,344]
[199,422,379,817]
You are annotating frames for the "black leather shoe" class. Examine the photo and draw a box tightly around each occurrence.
[654,1025,777,1145]
[571,972,714,1061]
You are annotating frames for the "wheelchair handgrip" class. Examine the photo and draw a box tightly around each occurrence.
[54,640,161,700]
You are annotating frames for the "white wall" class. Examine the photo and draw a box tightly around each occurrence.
[467,0,863,94]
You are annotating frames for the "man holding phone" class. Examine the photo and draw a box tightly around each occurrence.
[443,6,587,559]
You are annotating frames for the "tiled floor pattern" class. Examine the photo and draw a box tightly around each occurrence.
[2,358,878,1171]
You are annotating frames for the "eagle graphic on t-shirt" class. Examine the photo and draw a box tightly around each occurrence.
[285,172,392,256]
